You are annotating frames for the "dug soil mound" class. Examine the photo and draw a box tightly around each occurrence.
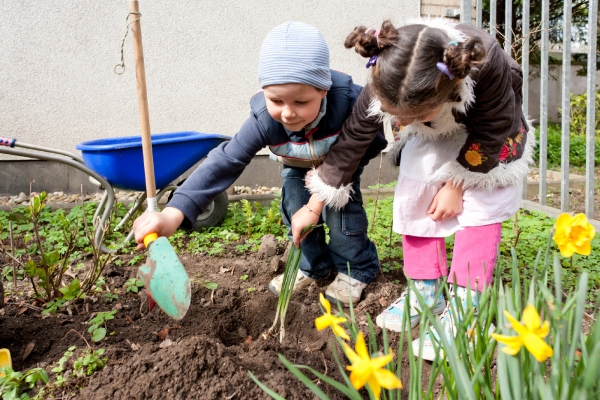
[1,240,434,399]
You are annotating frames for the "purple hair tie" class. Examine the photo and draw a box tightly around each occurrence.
[366,55,378,69]
[436,62,455,80]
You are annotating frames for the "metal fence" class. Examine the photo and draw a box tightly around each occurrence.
[461,0,599,228]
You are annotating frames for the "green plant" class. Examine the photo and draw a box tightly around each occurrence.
[241,199,254,236]
[235,243,250,253]
[51,346,76,387]
[560,91,600,137]
[103,291,119,303]
[127,255,144,266]
[533,123,600,169]
[124,278,144,294]
[267,224,317,343]
[247,287,256,293]
[250,215,600,399]
[42,278,84,315]
[0,366,49,400]
[0,193,116,305]
[87,310,116,342]
[72,348,107,378]
[240,275,249,281]
[205,281,218,290]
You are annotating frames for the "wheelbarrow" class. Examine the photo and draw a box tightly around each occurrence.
[0,131,230,253]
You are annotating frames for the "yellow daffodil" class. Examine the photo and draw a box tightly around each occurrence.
[553,213,596,257]
[315,293,350,340]
[491,304,553,362]
[342,332,402,399]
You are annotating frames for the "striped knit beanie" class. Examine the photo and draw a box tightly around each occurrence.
[258,21,332,90]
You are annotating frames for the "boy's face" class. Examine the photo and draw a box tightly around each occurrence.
[263,84,327,132]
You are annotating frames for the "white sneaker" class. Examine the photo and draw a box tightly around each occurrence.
[375,279,446,333]
[412,286,494,361]
[268,269,315,296]
[324,274,367,307]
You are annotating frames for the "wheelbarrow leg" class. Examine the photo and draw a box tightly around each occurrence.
[115,192,147,231]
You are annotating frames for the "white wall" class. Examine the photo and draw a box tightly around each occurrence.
[0,0,419,160]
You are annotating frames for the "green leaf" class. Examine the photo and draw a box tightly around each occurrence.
[92,327,107,342]
[205,282,218,290]
[42,250,60,266]
[247,371,286,399]
[59,278,81,300]
[277,354,330,399]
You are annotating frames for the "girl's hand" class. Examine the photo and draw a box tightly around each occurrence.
[291,195,324,248]
[427,181,464,221]
[132,207,185,250]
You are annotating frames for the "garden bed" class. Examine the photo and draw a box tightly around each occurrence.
[0,241,438,399]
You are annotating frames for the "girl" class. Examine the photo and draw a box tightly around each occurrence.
[133,21,387,307]
[292,19,533,360]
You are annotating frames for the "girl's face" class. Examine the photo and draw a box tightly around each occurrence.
[382,101,444,127]
[263,84,327,132]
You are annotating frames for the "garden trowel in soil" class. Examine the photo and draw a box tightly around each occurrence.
[0,348,12,376]
[128,0,190,320]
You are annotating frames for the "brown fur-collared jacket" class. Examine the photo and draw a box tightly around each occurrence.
[306,19,534,210]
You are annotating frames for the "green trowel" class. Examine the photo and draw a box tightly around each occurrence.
[129,0,190,320]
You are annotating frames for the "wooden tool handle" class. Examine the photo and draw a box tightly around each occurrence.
[129,0,157,210]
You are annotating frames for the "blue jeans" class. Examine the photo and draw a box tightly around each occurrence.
[280,166,380,284]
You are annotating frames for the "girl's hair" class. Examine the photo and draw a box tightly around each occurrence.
[345,21,485,112]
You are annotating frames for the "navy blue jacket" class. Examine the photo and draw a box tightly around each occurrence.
[169,70,388,226]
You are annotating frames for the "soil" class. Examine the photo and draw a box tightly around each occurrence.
[0,239,434,399]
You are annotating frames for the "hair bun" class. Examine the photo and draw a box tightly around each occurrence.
[444,37,485,79]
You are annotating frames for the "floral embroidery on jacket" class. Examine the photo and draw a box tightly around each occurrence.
[465,142,488,166]
[499,133,523,162]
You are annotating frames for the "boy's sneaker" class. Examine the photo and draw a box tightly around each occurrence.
[375,279,446,332]
[324,274,367,307]
[412,285,493,361]
[269,269,315,296]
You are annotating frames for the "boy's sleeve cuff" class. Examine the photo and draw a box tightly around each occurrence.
[166,194,201,229]
[306,168,354,210]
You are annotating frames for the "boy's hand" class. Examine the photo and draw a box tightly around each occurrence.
[132,207,185,250]
[291,195,324,248]
[427,180,464,221]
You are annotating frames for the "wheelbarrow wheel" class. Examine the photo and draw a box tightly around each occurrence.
[167,181,229,231]
[190,191,229,231]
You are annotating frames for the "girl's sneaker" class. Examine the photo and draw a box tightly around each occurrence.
[412,285,493,361]
[269,270,315,296]
[375,279,446,332]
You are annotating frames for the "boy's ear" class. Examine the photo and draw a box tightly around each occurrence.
[321,90,328,98]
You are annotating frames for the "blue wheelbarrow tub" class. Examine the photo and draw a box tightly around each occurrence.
[76,131,230,191]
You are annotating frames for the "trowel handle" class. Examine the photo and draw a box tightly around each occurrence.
[129,0,157,211]
[143,232,159,248]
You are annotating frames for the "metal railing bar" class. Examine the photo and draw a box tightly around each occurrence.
[504,0,512,54]
[585,0,598,217]
[561,0,573,212]
[522,0,530,199]
[538,0,550,205]
[490,0,497,39]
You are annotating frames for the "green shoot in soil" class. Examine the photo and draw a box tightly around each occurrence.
[268,224,317,343]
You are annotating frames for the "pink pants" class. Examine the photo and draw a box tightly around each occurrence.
[402,223,502,292]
